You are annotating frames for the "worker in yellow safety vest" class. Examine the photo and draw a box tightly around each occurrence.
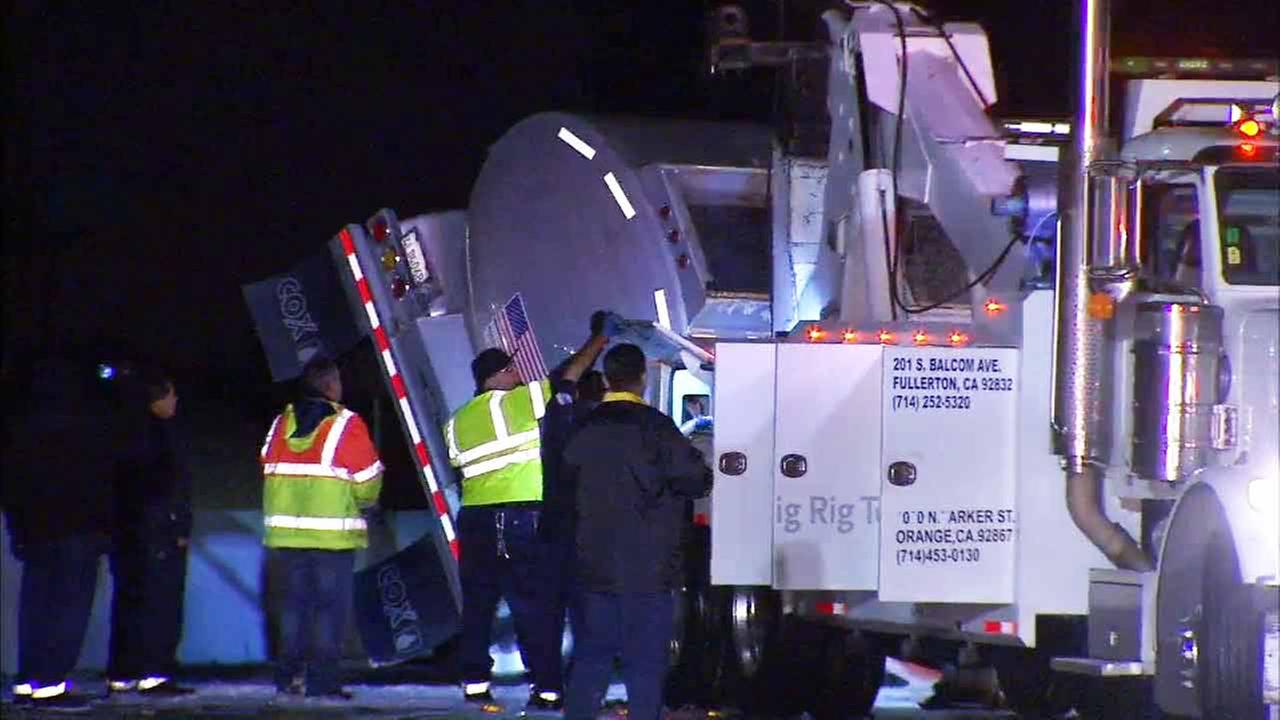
[259,356,383,701]
[444,311,617,712]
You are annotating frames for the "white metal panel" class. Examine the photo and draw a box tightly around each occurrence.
[879,347,1020,603]
[1014,291,1109,645]
[773,344,883,590]
[710,343,776,586]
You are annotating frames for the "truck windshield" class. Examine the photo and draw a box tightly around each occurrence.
[1215,165,1280,286]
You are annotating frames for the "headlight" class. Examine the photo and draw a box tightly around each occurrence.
[1247,476,1279,516]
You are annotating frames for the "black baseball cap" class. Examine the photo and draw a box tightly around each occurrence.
[472,348,513,393]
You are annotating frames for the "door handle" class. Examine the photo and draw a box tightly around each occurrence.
[887,461,917,487]
[780,454,807,478]
[718,452,748,476]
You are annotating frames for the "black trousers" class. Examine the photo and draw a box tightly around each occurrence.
[458,506,563,693]
[18,534,104,687]
[269,548,354,696]
[107,531,188,680]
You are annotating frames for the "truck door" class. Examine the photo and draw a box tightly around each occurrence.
[710,343,776,586]
[772,343,883,590]
[878,346,1020,603]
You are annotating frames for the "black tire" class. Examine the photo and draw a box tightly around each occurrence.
[721,596,797,717]
[1200,527,1268,720]
[811,630,886,720]
[992,647,1069,716]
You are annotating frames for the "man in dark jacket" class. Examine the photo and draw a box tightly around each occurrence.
[2,356,119,710]
[561,344,712,720]
[107,368,195,695]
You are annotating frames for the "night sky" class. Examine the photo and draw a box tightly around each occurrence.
[5,0,1277,395]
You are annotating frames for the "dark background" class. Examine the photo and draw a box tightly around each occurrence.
[4,0,1277,410]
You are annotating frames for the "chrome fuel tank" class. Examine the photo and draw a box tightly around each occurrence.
[1130,301,1225,481]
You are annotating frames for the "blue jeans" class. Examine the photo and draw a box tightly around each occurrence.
[458,506,562,693]
[269,548,354,695]
[17,535,104,686]
[566,591,675,720]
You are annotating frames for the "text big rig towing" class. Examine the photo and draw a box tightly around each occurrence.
[319,0,1277,717]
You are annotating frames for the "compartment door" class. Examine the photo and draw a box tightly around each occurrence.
[772,343,883,590]
[879,347,1020,603]
[710,343,776,586]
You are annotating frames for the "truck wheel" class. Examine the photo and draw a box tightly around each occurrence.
[1200,527,1268,719]
[718,587,785,714]
[992,647,1071,716]
[812,630,885,720]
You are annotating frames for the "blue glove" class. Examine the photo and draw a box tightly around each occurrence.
[602,312,626,338]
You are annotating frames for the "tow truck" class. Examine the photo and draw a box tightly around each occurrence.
[294,1,1277,717]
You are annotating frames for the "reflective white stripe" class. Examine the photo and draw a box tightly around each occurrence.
[444,419,460,463]
[488,391,510,440]
[557,126,596,159]
[455,429,540,466]
[603,172,637,219]
[538,690,561,702]
[422,462,441,494]
[441,513,456,542]
[364,302,381,331]
[264,515,367,531]
[109,680,137,692]
[380,348,396,376]
[654,288,671,329]
[464,682,491,695]
[264,461,361,482]
[32,682,67,699]
[321,410,354,467]
[461,447,541,479]
[261,415,282,459]
[351,460,384,483]
[13,682,32,696]
[346,253,364,282]
[528,381,546,420]
[399,398,422,444]
[137,677,169,691]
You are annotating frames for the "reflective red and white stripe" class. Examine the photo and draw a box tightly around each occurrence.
[814,602,848,615]
[339,228,458,558]
[984,620,1017,635]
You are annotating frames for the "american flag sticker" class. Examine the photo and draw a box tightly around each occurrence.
[492,293,548,383]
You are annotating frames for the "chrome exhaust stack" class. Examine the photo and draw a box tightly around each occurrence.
[1051,0,1151,571]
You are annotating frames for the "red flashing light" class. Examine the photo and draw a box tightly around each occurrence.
[807,326,827,342]
[949,331,969,346]
[878,330,896,345]
[1239,142,1258,158]
[1236,117,1262,138]
[372,217,391,243]
[912,330,929,345]
[984,298,1006,315]
[842,329,859,343]
[391,275,409,299]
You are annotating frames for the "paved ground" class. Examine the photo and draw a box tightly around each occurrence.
[0,663,1025,719]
